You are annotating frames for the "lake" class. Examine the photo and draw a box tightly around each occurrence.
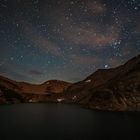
[0,103,140,140]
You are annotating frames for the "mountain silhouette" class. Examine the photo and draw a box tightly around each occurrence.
[0,54,140,111]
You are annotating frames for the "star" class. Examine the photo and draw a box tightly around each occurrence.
[0,0,139,83]
[104,64,109,69]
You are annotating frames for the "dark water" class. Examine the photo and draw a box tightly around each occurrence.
[0,103,140,140]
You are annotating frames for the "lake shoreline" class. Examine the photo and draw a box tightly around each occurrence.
[1,101,140,113]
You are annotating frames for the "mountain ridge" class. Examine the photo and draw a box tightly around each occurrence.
[63,54,140,111]
[0,54,140,111]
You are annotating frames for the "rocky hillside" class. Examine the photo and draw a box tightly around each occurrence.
[0,54,140,111]
[62,55,140,111]
[0,76,71,104]
[0,76,71,94]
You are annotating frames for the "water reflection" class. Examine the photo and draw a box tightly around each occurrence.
[0,103,140,140]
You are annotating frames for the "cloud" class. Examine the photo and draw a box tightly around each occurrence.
[135,20,140,34]
[0,65,8,73]
[50,15,120,51]
[84,0,106,14]
[29,70,44,75]
[63,25,119,49]
[71,54,125,68]
[71,55,102,65]
[20,20,61,56]
[108,58,122,67]
[0,61,47,83]
[40,2,120,51]
[68,77,82,82]
[0,63,33,82]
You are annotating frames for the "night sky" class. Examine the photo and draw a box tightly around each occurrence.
[0,0,140,84]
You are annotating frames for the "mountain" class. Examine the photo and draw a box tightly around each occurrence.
[0,76,71,104]
[0,76,71,94]
[62,55,140,111]
[0,54,140,111]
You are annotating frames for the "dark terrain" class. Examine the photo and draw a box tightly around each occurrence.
[0,55,140,111]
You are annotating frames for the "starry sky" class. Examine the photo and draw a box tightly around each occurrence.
[0,0,140,84]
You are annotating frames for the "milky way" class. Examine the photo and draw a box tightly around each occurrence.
[0,0,140,83]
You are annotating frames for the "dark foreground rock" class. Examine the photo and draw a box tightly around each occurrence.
[63,55,140,111]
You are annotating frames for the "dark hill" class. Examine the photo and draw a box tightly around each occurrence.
[63,55,140,111]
